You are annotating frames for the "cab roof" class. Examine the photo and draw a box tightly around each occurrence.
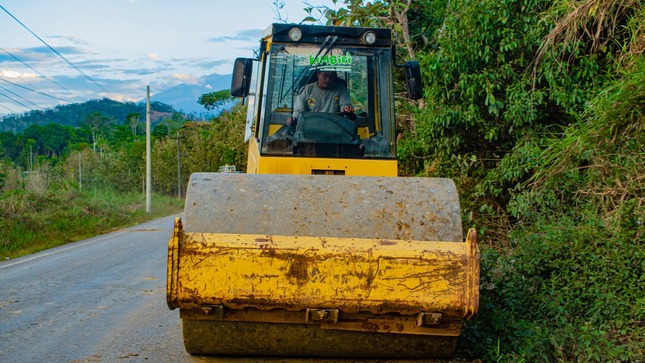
[262,23,392,47]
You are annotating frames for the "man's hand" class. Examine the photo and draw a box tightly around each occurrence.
[342,105,355,113]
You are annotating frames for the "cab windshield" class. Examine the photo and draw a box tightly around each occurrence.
[260,43,395,159]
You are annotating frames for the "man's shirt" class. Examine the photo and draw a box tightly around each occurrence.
[293,81,352,118]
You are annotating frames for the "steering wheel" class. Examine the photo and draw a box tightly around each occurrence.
[334,111,357,121]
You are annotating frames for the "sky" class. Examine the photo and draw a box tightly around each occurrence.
[0,0,333,116]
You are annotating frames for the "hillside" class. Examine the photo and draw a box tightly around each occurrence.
[0,73,234,133]
[0,99,177,133]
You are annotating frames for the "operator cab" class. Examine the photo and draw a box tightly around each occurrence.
[232,24,421,162]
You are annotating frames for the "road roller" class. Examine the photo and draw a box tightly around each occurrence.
[166,23,479,358]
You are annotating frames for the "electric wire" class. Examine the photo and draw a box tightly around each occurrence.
[0,102,18,113]
[0,77,69,102]
[0,90,32,110]
[1,63,42,95]
[0,4,118,100]
[0,83,43,110]
[0,76,95,122]
[0,46,79,101]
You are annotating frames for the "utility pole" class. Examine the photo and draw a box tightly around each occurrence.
[146,85,152,213]
[169,131,184,199]
[78,153,82,191]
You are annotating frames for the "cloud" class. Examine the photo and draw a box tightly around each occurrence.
[146,53,158,61]
[0,45,88,64]
[73,59,113,70]
[171,73,199,85]
[178,57,229,71]
[0,69,38,79]
[122,68,156,76]
[48,35,90,47]
[208,28,263,43]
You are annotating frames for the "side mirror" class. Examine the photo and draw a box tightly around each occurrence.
[231,58,253,98]
[403,60,423,100]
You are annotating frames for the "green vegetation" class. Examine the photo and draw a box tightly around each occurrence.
[0,189,182,259]
[0,97,246,259]
[0,98,177,133]
[311,0,644,361]
[2,1,643,360]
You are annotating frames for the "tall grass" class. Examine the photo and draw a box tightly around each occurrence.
[0,189,183,260]
[469,57,645,362]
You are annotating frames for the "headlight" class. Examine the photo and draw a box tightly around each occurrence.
[362,30,377,45]
[288,27,302,42]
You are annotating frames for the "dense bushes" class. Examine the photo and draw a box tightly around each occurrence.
[321,0,644,361]
[476,213,644,361]
[474,58,645,361]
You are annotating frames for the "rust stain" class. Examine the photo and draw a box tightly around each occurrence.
[285,255,312,285]
[259,244,277,256]
[362,321,380,332]
[379,240,397,246]
[254,235,277,245]
[395,221,412,239]
[363,261,379,291]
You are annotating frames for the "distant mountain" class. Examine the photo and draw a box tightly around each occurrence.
[149,73,232,116]
[0,99,176,133]
[0,73,234,133]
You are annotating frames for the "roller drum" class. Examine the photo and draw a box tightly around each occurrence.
[175,172,473,358]
[183,173,463,242]
[183,319,458,358]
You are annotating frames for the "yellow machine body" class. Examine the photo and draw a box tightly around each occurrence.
[166,23,479,359]
[246,137,398,176]
[168,221,479,325]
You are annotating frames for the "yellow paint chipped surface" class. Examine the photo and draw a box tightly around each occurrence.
[168,219,479,318]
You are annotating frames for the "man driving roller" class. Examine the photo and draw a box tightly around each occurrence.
[288,70,354,126]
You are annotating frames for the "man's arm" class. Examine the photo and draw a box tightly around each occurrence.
[288,91,307,126]
[338,86,354,113]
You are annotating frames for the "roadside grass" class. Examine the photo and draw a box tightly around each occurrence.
[0,189,183,260]
[470,213,645,362]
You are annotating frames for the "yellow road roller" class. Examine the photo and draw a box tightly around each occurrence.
[167,23,479,359]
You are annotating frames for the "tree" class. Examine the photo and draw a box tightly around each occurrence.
[198,90,234,111]
[40,123,70,158]
[127,113,141,136]
[0,131,19,161]
[83,112,109,151]
[152,124,169,138]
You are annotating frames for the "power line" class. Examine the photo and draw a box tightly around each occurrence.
[0,90,32,110]
[0,46,79,100]
[0,83,43,110]
[0,77,69,102]
[0,4,117,100]
[0,78,99,122]
[1,64,41,95]
[0,101,19,114]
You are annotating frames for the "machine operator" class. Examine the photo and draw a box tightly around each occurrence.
[287,70,354,126]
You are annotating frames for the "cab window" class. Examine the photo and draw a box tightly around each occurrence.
[260,43,394,159]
